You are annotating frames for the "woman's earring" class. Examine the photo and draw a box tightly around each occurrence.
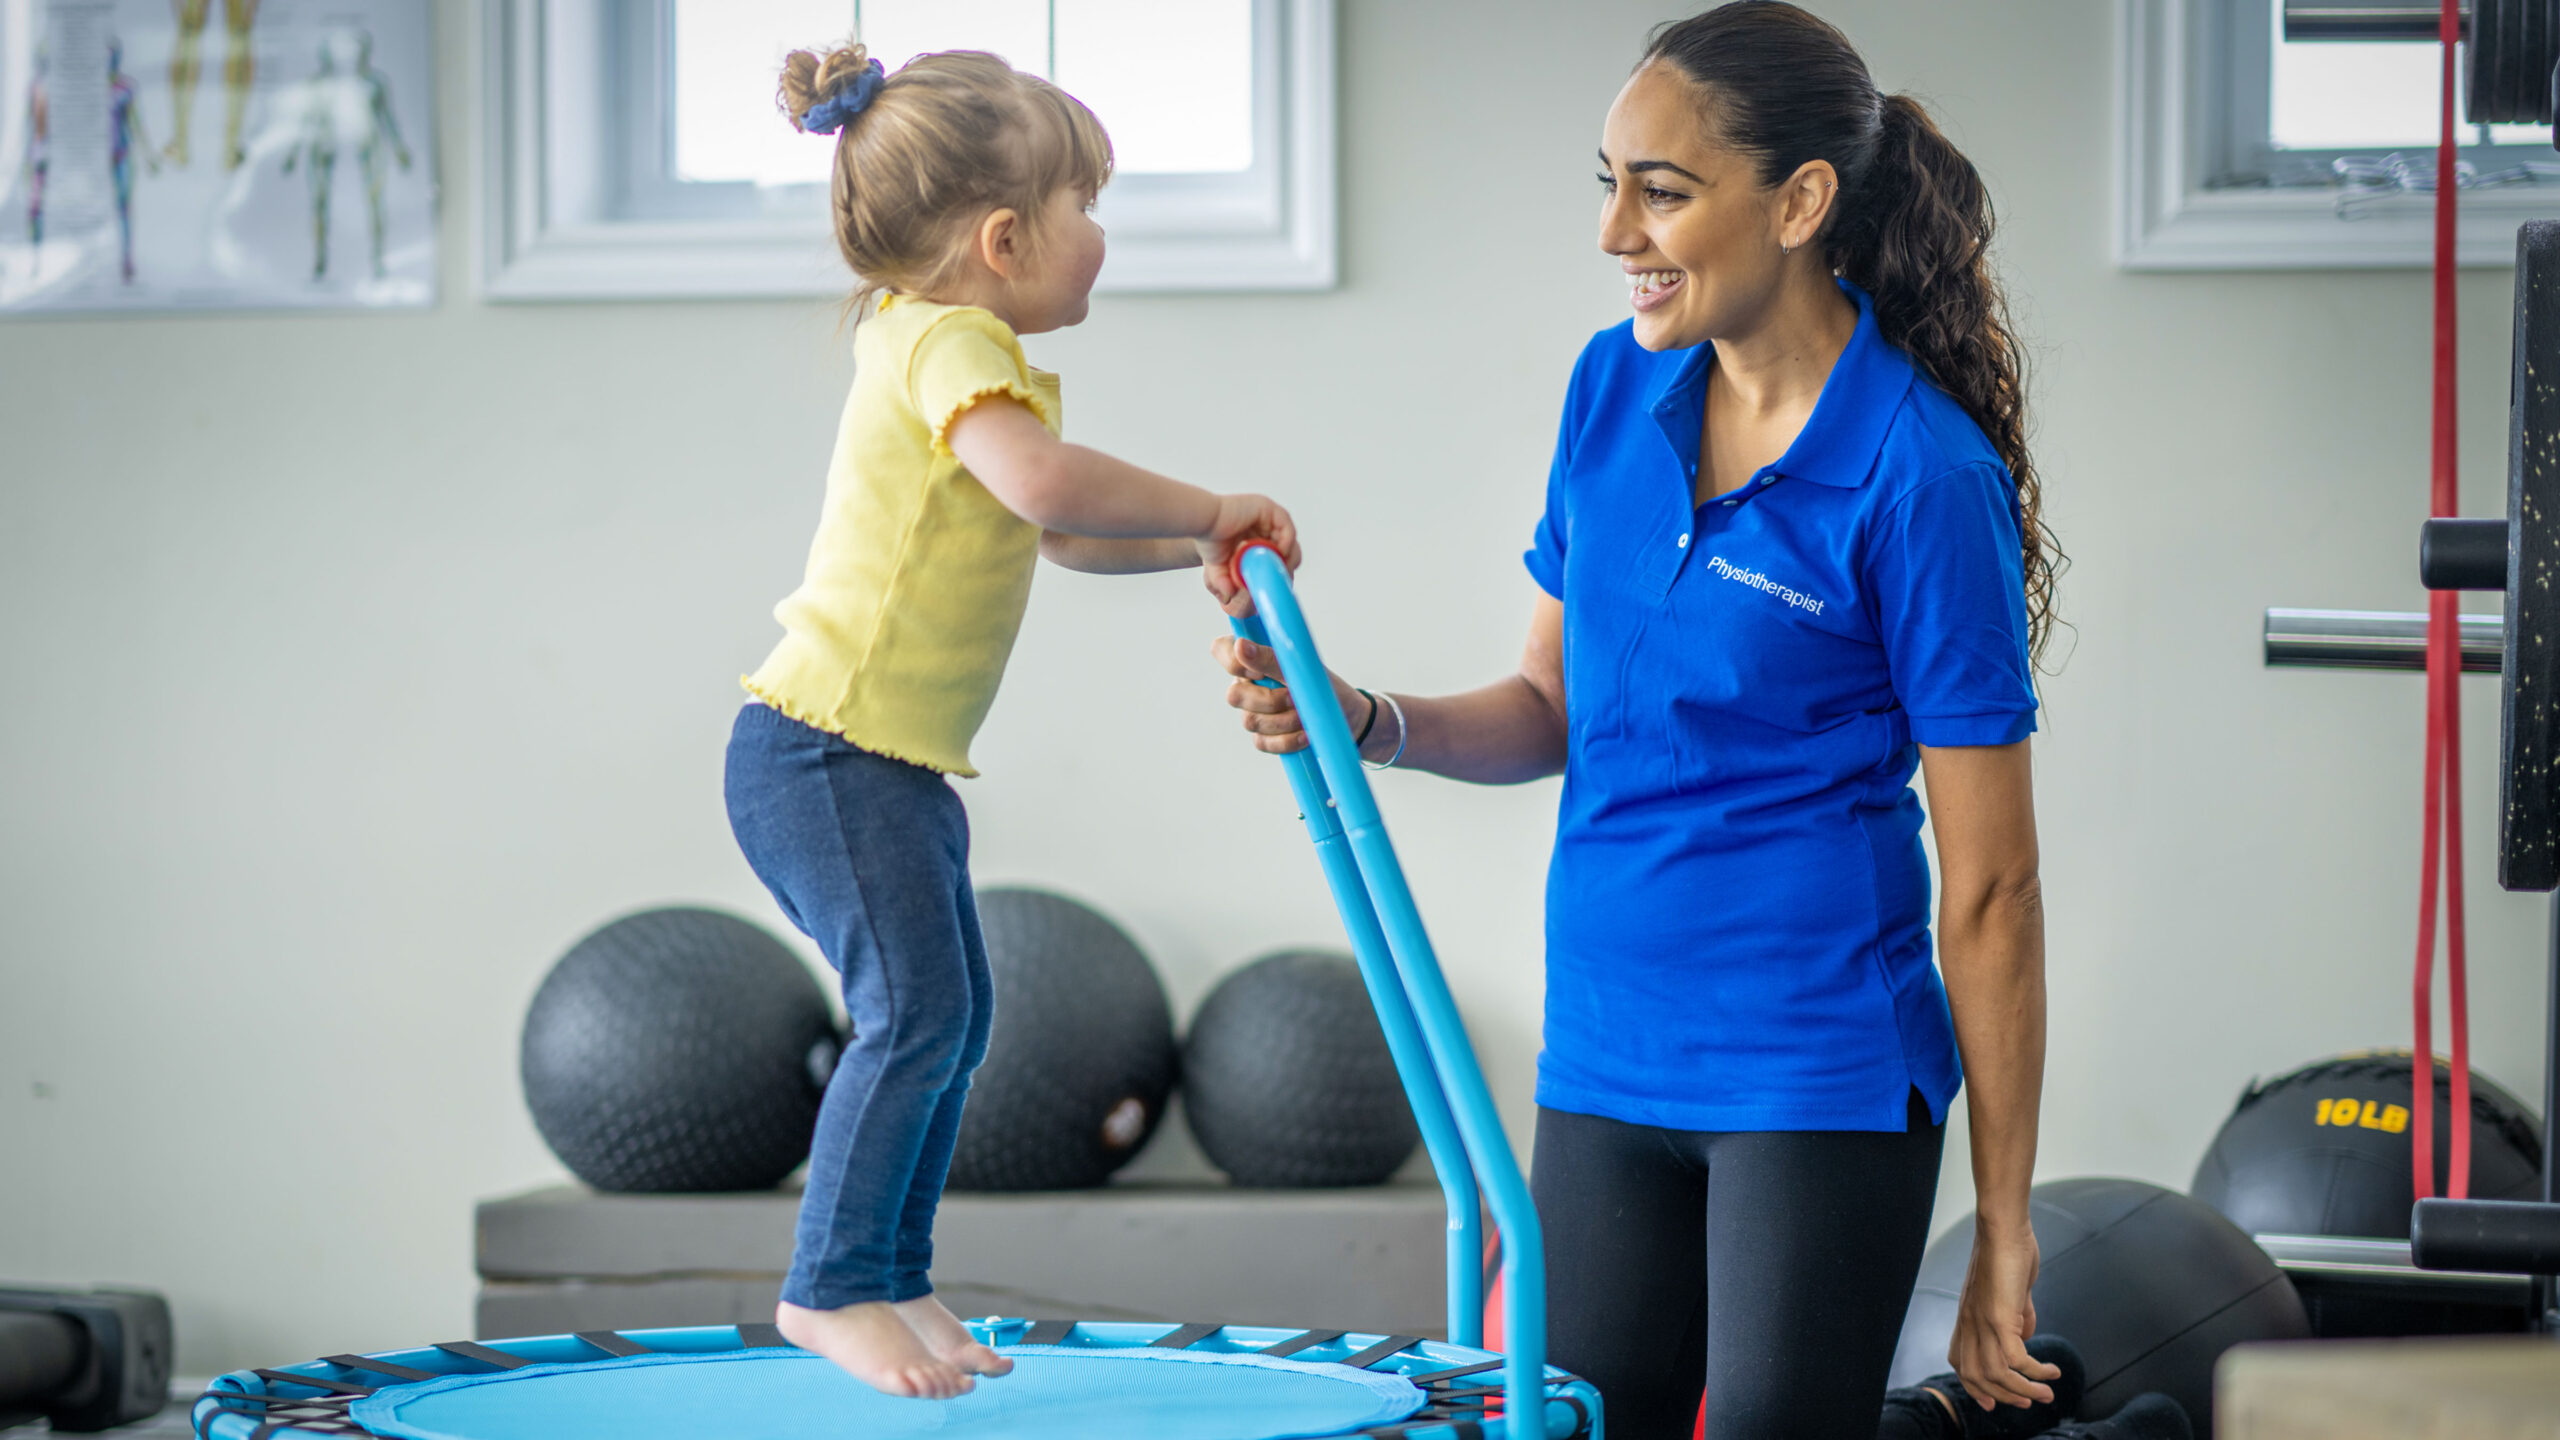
[1781,239,1797,255]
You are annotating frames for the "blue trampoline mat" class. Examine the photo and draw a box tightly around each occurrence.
[344,1345,1424,1440]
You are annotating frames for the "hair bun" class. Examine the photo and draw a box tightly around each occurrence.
[780,41,886,135]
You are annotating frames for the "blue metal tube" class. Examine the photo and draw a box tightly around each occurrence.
[1234,546,1549,1431]
[1228,610,1484,1349]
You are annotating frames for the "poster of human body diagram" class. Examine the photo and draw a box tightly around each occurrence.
[0,0,433,313]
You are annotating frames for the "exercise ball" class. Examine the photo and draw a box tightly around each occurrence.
[522,907,841,1193]
[947,887,1177,1191]
[2190,1050,2543,1240]
[1889,1177,2309,1440]
[1184,949,1420,1188]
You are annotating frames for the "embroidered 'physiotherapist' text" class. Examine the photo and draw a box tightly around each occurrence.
[1705,554,1825,615]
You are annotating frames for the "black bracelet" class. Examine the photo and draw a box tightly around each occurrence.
[1353,688,1381,746]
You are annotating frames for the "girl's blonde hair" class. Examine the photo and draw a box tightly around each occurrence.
[778,42,1114,311]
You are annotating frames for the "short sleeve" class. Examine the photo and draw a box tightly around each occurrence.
[1524,349,1593,600]
[908,310,1053,455]
[1868,463,2038,747]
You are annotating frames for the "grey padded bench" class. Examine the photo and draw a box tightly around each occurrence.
[475,1181,1452,1341]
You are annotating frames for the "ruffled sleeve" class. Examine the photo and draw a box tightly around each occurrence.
[906,308,1056,454]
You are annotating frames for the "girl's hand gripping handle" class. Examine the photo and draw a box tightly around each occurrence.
[1218,541,1364,756]
[1226,538,1289,608]
[1199,501,1301,616]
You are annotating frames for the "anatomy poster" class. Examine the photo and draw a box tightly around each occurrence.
[0,0,433,313]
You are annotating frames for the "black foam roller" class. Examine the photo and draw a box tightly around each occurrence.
[0,1312,80,1414]
[2412,1196,2560,1271]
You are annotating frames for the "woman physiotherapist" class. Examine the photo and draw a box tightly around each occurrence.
[1216,6,2065,1437]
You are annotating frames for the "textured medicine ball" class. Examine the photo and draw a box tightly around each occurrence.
[2190,1050,2543,1241]
[1890,1178,2309,1440]
[1184,949,1420,1187]
[522,907,841,1193]
[946,888,1177,1191]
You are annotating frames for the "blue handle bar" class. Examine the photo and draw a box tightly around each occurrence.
[1225,615,1483,1350]
[1227,544,1550,1430]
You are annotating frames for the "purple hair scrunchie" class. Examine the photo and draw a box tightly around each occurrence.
[802,57,885,135]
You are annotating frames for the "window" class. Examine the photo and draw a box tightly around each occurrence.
[2120,0,2560,269]
[482,0,1334,300]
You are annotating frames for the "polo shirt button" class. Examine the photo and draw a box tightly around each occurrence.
[1677,532,1690,548]
[1722,499,1737,506]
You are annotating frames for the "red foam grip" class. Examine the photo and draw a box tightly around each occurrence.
[1229,539,1284,598]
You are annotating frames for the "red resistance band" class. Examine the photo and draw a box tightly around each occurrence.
[2415,0,2472,1204]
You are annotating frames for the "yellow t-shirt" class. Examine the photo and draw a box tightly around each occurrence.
[743,296,1059,777]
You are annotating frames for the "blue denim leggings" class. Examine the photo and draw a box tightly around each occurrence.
[723,702,995,1309]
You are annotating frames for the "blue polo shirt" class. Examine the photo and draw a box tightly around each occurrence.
[1526,283,2036,1134]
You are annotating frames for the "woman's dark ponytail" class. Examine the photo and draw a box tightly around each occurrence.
[1644,5,2062,669]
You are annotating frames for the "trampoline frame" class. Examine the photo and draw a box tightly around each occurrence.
[195,1321,1599,1440]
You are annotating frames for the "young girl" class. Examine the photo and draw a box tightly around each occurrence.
[726,43,1300,1400]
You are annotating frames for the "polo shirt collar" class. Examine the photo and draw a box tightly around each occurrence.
[1644,280,1917,490]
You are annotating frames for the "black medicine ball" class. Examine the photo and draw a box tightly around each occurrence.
[1184,949,1420,1188]
[521,907,841,1193]
[2190,1050,2543,1241]
[1890,1178,2309,1440]
[946,887,1177,1191]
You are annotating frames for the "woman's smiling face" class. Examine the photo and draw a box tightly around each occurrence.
[1598,62,1794,353]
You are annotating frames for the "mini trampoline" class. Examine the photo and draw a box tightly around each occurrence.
[193,544,1598,1440]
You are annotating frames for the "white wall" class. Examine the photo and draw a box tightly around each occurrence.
[1,0,2548,1378]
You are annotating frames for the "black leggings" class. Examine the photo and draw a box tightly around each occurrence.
[1531,1091,1945,1440]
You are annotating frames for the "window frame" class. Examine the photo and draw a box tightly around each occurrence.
[2118,0,2560,270]
[480,0,1337,301]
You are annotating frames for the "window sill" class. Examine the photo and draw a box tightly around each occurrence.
[2120,179,2560,270]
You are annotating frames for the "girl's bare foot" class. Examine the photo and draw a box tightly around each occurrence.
[775,1299,971,1399]
[893,1294,1014,1377]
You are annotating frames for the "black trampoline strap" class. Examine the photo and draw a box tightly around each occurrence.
[574,1330,652,1358]
[1022,1319,1076,1346]
[1256,1328,1345,1359]
[251,1369,372,1396]
[435,1341,536,1370]
[1366,1420,1483,1440]
[1344,1335,1421,1370]
[1407,1357,1503,1385]
[1149,1322,1223,1350]
[322,1353,435,1383]
[1378,1366,1589,1440]
[735,1322,791,1350]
